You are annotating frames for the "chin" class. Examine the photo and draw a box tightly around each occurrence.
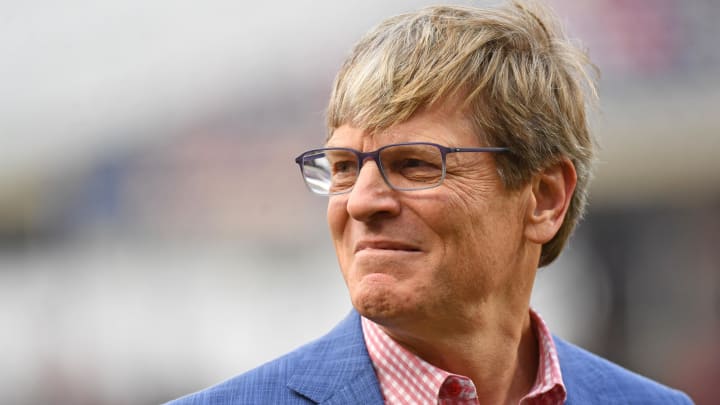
[351,286,418,327]
[351,284,398,319]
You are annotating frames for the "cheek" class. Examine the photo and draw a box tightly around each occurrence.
[327,198,346,234]
[440,191,490,241]
[327,197,352,258]
[405,194,472,275]
[435,190,501,271]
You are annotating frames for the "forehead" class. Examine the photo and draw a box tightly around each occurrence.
[327,101,481,149]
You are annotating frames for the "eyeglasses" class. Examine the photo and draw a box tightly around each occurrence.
[294,142,509,195]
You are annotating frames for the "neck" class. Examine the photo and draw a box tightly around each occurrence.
[378,306,539,405]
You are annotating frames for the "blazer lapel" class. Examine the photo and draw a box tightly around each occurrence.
[286,311,384,404]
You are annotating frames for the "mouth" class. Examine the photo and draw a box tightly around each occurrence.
[354,240,421,254]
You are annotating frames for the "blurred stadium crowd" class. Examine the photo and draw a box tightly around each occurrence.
[1,0,718,404]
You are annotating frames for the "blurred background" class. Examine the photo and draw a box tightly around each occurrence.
[1,0,718,404]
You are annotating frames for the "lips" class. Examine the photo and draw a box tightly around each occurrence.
[354,240,421,253]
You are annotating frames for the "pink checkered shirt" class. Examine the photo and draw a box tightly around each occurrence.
[361,309,566,404]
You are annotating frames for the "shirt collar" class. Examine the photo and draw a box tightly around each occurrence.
[361,308,566,404]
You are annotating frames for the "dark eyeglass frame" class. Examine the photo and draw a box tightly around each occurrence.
[294,141,510,195]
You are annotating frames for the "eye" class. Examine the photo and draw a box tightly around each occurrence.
[391,156,440,173]
[392,158,442,184]
[381,145,444,184]
[332,160,355,174]
[398,158,433,169]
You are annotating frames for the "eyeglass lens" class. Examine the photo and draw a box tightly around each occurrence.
[300,144,445,194]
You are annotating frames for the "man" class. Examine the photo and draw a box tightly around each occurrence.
[170,1,693,404]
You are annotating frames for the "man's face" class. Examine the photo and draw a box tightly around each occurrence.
[326,102,538,331]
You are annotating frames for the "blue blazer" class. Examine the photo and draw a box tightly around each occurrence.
[168,310,693,404]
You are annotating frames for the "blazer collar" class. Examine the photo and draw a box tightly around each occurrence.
[286,310,384,404]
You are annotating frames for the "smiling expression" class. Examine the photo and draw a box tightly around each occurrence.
[326,102,538,330]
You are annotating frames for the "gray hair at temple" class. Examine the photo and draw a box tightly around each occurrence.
[326,0,599,267]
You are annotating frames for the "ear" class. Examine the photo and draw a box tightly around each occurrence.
[523,158,577,244]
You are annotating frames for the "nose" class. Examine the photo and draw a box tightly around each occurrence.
[345,159,401,222]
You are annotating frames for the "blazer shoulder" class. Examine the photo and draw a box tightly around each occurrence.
[167,348,311,404]
[167,331,333,405]
[165,311,377,405]
[554,336,693,404]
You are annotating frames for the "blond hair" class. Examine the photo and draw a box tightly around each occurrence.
[327,1,599,266]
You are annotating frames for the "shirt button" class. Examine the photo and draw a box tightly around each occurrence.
[444,377,462,397]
